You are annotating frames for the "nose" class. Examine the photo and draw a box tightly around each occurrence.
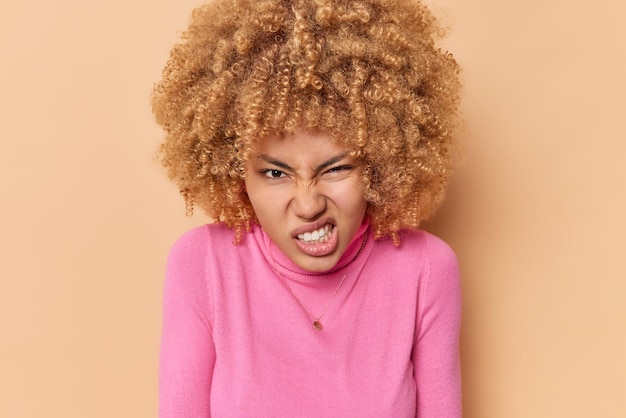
[291,180,326,221]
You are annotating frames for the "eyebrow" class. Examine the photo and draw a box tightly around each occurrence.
[258,152,350,173]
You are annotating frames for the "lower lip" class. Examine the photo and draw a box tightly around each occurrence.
[294,228,338,257]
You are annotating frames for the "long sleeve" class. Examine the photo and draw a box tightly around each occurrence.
[160,228,215,418]
[413,237,462,418]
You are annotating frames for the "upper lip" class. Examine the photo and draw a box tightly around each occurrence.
[291,218,335,237]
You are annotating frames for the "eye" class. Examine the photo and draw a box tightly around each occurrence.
[329,165,351,172]
[262,169,287,179]
[325,165,353,175]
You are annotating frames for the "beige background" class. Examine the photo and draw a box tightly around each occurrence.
[1,0,624,417]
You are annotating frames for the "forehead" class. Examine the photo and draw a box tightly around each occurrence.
[252,131,351,160]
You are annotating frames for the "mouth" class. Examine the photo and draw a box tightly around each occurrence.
[296,224,333,244]
[293,223,338,257]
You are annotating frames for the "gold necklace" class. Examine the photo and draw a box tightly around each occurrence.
[272,268,346,331]
[270,233,367,331]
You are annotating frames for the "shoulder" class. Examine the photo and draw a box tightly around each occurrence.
[402,231,461,308]
[163,224,238,310]
[408,230,458,271]
[368,230,459,291]
[168,223,232,257]
[409,230,459,283]
[390,230,460,293]
[377,229,458,267]
[165,223,236,277]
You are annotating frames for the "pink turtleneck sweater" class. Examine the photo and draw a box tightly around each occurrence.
[160,222,462,417]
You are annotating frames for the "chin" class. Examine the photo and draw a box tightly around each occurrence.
[294,254,340,273]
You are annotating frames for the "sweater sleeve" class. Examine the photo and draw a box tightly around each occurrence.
[413,236,462,418]
[160,227,215,418]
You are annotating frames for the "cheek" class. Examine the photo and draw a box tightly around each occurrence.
[329,180,367,212]
[243,178,264,214]
[245,179,288,218]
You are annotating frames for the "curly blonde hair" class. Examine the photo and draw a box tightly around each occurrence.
[152,0,461,244]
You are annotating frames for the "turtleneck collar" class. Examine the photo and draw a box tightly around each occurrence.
[253,217,372,282]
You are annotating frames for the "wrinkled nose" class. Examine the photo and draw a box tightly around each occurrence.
[291,182,326,221]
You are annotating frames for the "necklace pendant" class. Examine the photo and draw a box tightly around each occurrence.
[313,320,323,331]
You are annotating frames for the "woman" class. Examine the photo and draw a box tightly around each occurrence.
[152,0,462,416]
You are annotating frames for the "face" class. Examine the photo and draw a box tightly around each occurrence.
[244,131,368,272]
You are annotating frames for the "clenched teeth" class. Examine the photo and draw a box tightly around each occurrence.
[297,225,332,243]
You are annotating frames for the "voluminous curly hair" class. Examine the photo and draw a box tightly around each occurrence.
[152,0,461,244]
